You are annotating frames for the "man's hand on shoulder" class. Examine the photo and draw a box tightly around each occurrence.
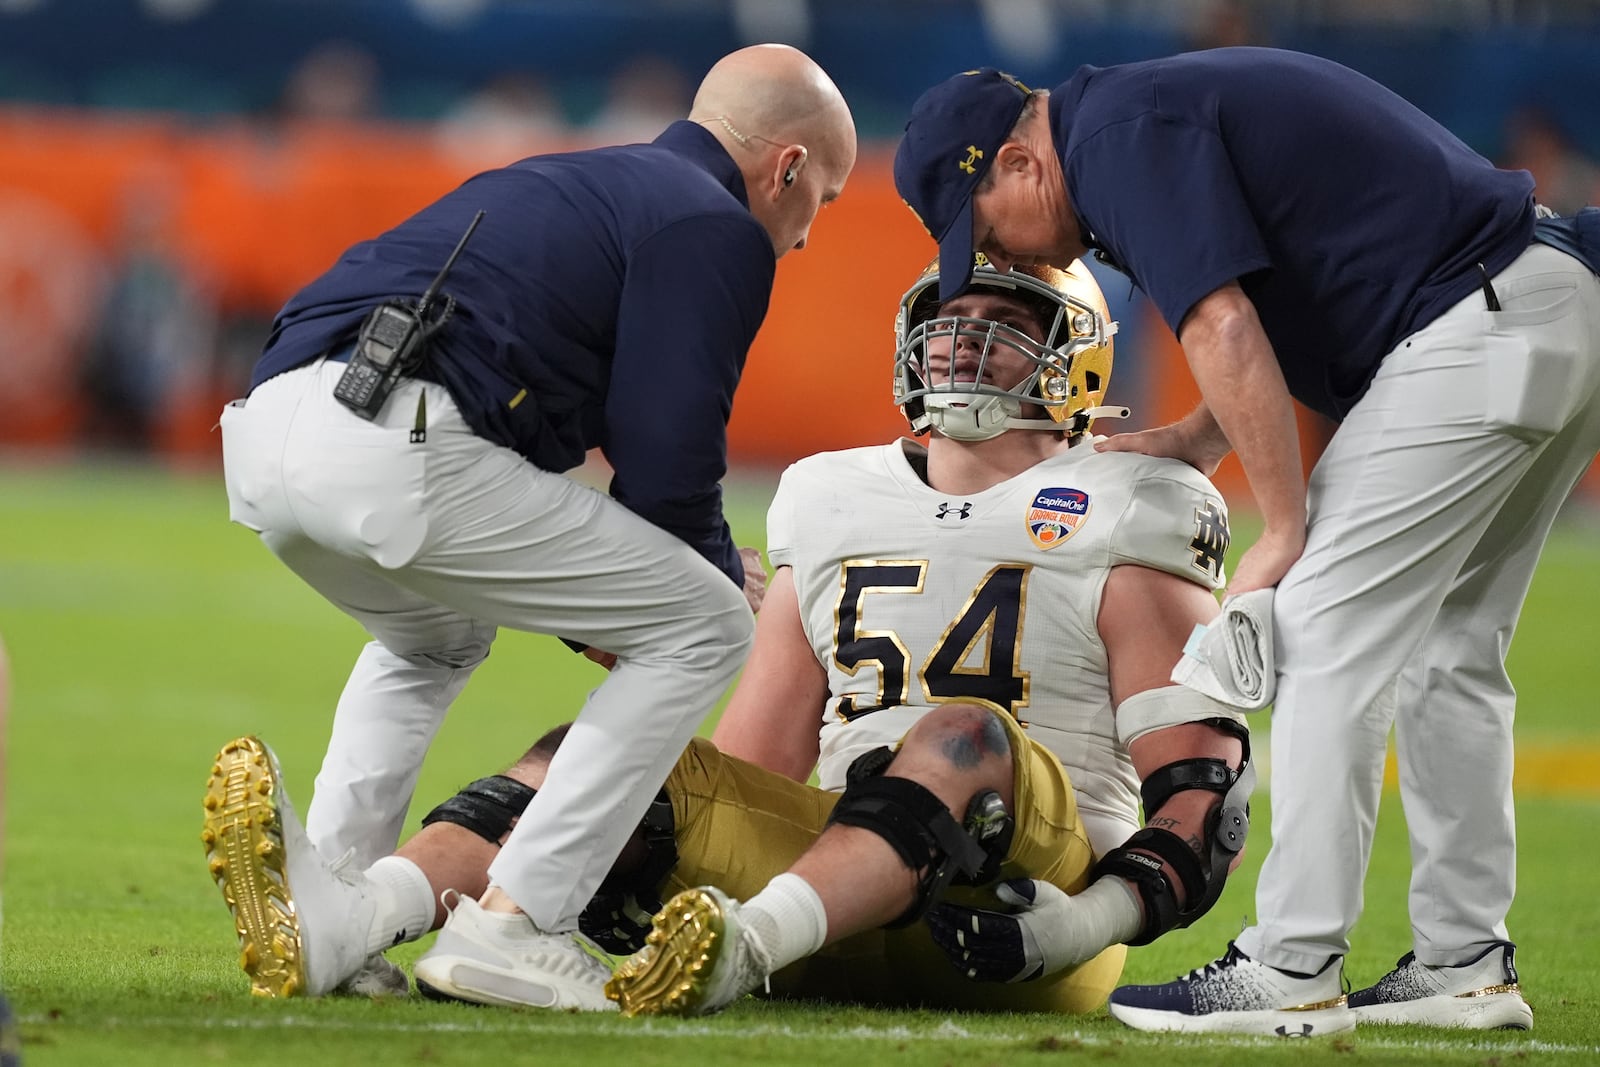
[1094,410,1232,477]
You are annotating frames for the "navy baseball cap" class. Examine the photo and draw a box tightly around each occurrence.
[894,68,1032,301]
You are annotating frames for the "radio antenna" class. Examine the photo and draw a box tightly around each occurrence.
[418,210,486,315]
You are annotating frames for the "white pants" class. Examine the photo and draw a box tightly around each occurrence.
[1236,244,1600,972]
[220,361,754,930]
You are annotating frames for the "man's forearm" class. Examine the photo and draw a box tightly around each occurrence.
[1180,289,1305,537]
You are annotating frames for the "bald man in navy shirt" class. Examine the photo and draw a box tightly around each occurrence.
[895,49,1600,1035]
[207,43,855,1012]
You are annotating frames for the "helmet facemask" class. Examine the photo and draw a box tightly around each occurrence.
[893,259,1122,442]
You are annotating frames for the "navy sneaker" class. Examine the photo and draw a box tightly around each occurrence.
[1109,942,1354,1036]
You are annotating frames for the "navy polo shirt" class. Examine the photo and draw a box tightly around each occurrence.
[1052,47,1536,420]
[253,121,778,585]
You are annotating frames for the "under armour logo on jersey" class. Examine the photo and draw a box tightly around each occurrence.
[936,501,973,520]
[1189,499,1231,580]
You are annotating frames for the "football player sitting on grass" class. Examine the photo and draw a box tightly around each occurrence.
[203,256,1256,1017]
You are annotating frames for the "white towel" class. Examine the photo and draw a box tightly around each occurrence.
[1170,588,1276,710]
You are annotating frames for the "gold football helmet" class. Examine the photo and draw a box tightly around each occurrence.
[893,255,1124,441]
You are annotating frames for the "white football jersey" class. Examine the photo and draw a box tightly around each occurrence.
[767,437,1230,856]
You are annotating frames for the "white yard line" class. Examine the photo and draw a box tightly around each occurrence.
[19,1012,1600,1057]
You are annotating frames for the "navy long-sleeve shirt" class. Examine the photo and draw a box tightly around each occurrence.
[1051,48,1535,421]
[251,121,777,586]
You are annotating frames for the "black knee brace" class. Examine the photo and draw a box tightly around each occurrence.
[1091,720,1254,945]
[825,746,1013,927]
[420,775,537,843]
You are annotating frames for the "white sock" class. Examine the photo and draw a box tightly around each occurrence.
[740,873,828,973]
[364,855,436,954]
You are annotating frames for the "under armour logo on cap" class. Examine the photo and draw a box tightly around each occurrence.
[894,68,1032,302]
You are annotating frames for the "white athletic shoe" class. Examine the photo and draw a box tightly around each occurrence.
[413,895,617,1012]
[202,736,378,998]
[605,886,771,1017]
[1107,942,1354,1036]
[1348,942,1532,1030]
[334,953,411,998]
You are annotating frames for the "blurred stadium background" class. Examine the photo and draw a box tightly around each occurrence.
[0,0,1598,507]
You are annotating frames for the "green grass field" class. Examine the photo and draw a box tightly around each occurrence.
[2,460,1598,1066]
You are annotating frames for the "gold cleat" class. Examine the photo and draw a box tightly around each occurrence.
[201,736,306,998]
[606,888,729,1017]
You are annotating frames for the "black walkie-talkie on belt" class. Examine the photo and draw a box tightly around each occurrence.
[334,209,486,420]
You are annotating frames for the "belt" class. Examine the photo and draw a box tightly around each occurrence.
[1531,207,1600,276]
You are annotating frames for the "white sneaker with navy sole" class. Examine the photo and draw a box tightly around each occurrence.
[1108,942,1354,1036]
[1348,941,1532,1030]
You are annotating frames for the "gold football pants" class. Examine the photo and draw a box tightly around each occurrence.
[659,712,1124,1013]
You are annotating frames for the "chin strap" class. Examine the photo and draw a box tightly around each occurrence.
[1080,405,1131,421]
[1002,405,1132,437]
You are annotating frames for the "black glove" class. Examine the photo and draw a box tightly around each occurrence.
[926,876,1143,983]
[926,878,1047,983]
